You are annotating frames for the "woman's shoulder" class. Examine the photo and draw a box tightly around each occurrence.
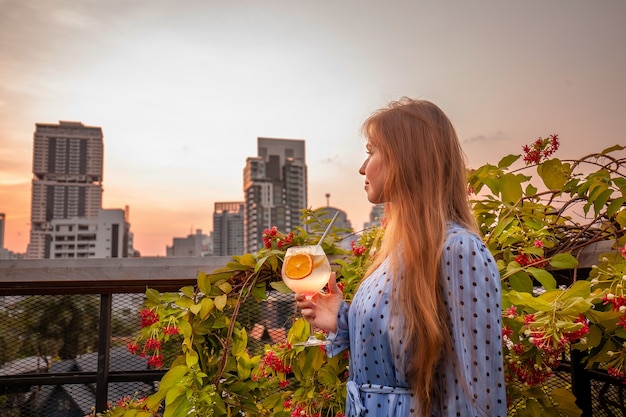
[443,223,495,264]
[445,222,482,243]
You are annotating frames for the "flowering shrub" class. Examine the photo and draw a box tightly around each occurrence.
[95,139,625,417]
[469,137,625,416]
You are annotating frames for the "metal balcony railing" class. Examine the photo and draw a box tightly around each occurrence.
[1,243,625,417]
[0,256,232,416]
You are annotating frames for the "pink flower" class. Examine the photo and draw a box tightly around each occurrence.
[620,243,626,259]
[534,239,544,248]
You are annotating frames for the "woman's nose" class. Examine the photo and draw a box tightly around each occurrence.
[359,160,367,175]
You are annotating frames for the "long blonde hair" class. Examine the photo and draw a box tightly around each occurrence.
[362,98,478,414]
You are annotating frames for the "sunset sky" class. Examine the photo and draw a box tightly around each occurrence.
[1,0,625,256]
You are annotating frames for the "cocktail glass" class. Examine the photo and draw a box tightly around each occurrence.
[281,244,332,346]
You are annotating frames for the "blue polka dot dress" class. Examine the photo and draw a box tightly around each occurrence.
[327,224,507,417]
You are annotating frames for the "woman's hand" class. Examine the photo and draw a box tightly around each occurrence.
[295,272,344,333]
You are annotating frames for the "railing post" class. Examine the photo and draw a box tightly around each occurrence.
[96,293,113,413]
[571,348,593,417]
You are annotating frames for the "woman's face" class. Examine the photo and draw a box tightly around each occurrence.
[359,141,387,204]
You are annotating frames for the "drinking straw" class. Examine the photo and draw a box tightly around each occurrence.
[317,211,340,246]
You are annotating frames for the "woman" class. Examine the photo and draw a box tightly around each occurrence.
[296,98,506,417]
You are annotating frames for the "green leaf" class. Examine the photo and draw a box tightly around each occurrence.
[549,253,579,269]
[237,355,252,379]
[262,392,285,409]
[498,154,521,168]
[607,197,625,217]
[574,323,602,349]
[197,271,211,295]
[525,398,542,417]
[239,253,257,268]
[490,217,516,242]
[251,282,268,300]
[254,255,269,273]
[537,159,571,191]
[218,281,233,294]
[211,393,227,415]
[525,183,538,197]
[189,302,202,315]
[198,297,214,319]
[159,365,189,391]
[163,394,193,417]
[508,271,534,293]
[508,290,552,312]
[214,294,227,311]
[145,288,161,304]
[527,267,557,290]
[549,388,582,417]
[270,280,293,294]
[593,188,614,216]
[559,298,593,316]
[600,144,625,155]
[500,173,523,204]
[562,280,591,300]
[318,366,340,386]
[179,320,192,338]
[185,350,199,368]
[232,329,247,357]
[617,209,626,228]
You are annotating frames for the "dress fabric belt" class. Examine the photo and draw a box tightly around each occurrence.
[346,380,412,416]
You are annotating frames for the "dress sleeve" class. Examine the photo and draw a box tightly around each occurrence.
[326,301,350,357]
[440,231,507,417]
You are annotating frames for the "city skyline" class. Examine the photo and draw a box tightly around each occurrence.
[1,1,625,256]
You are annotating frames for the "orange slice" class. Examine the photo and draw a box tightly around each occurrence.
[284,253,314,280]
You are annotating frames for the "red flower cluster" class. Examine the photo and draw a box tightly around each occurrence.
[140,308,159,328]
[602,293,626,312]
[259,349,292,375]
[505,313,590,387]
[262,226,294,249]
[350,241,367,256]
[608,366,626,382]
[507,353,559,386]
[86,395,148,416]
[128,308,179,369]
[163,325,180,336]
[282,400,344,417]
[522,134,560,165]
[514,252,548,268]
[621,243,626,259]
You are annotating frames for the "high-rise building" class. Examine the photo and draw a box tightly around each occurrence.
[166,229,211,257]
[24,121,133,259]
[212,202,244,256]
[243,138,307,253]
[48,208,133,258]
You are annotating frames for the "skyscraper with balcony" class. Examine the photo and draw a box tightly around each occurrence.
[212,202,244,256]
[26,121,104,258]
[243,138,307,253]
